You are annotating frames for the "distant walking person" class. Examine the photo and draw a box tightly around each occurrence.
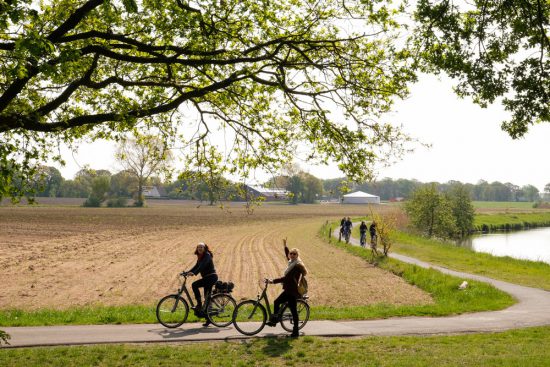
[369,221,377,245]
[359,221,368,247]
[339,217,346,239]
[345,217,353,231]
[182,242,218,326]
[266,239,308,337]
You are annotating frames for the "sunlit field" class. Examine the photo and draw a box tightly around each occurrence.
[0,200,431,311]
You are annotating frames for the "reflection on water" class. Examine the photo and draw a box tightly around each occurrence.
[459,227,550,264]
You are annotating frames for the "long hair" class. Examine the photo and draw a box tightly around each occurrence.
[194,243,213,258]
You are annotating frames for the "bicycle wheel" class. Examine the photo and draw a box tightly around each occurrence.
[280,300,310,332]
[207,293,236,327]
[156,295,189,328]
[233,300,267,336]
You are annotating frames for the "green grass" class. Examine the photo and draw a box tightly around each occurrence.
[3,326,550,366]
[472,201,536,209]
[474,212,550,231]
[0,304,191,327]
[393,231,550,290]
[319,223,514,319]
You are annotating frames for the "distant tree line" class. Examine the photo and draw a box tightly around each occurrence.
[25,166,548,206]
[324,178,545,202]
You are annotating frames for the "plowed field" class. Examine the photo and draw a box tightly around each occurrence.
[0,201,432,310]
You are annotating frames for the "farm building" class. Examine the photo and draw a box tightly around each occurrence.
[342,191,380,204]
[245,185,289,201]
[142,185,168,198]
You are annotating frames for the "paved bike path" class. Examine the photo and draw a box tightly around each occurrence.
[4,229,550,347]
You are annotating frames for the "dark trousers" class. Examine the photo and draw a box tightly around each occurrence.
[274,291,299,330]
[192,273,218,306]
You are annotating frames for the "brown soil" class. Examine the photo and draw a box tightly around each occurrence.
[0,201,432,310]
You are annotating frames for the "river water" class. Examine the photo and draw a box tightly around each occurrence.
[459,227,550,264]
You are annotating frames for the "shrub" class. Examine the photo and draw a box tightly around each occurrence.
[82,196,102,207]
[106,197,128,207]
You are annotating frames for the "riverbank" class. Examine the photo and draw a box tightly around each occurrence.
[392,231,550,290]
[474,212,550,232]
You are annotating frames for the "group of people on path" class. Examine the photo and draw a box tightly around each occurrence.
[182,239,307,337]
[340,217,377,247]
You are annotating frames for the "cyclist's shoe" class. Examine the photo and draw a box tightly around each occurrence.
[290,327,299,338]
[193,309,206,318]
[266,315,278,327]
[202,319,211,327]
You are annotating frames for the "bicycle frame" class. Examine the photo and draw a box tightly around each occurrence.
[250,280,307,319]
[173,274,212,312]
[251,280,274,318]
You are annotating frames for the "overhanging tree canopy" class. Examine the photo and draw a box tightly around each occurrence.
[413,0,549,138]
[0,0,415,201]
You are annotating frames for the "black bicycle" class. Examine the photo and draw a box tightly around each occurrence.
[360,231,367,247]
[232,279,310,336]
[156,273,236,328]
[343,226,352,243]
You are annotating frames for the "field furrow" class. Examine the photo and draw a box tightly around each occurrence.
[0,202,432,310]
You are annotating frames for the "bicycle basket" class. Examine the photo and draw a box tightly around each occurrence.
[214,280,235,294]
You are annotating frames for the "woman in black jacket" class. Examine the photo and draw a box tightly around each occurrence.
[266,239,308,337]
[183,243,218,324]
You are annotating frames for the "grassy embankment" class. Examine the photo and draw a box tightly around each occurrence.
[474,212,550,231]
[392,212,550,290]
[3,326,550,366]
[472,201,536,209]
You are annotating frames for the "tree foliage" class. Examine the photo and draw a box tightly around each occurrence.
[404,183,457,238]
[371,211,396,256]
[405,183,475,239]
[447,183,475,237]
[0,0,415,202]
[116,136,172,206]
[83,174,110,206]
[414,0,550,138]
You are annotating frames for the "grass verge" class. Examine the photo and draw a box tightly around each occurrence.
[472,201,536,209]
[1,305,177,327]
[393,231,550,290]
[3,327,550,366]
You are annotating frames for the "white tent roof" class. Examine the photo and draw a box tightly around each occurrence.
[343,191,379,198]
[247,185,288,195]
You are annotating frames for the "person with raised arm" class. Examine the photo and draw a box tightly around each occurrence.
[266,239,308,337]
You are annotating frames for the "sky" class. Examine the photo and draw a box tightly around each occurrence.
[55,73,550,192]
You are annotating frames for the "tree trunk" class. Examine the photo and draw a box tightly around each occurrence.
[136,180,144,207]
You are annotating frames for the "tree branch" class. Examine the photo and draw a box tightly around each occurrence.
[35,54,100,116]
[46,0,103,42]
[0,72,245,132]
[58,30,228,56]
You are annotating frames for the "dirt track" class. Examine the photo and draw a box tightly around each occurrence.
[0,202,431,309]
